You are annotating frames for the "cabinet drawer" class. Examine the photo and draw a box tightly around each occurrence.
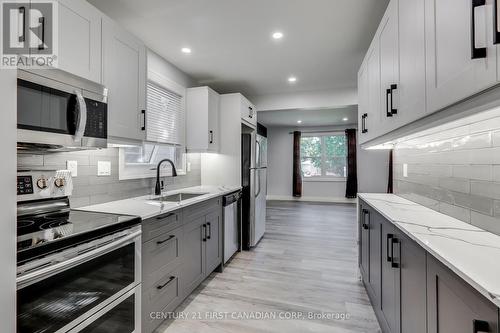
[183,198,221,222]
[142,210,182,242]
[143,227,182,288]
[142,266,182,333]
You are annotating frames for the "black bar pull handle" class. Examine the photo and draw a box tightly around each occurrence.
[386,89,393,117]
[209,130,214,144]
[494,0,500,44]
[156,235,175,245]
[202,224,207,242]
[473,319,490,332]
[391,238,400,268]
[472,0,487,59]
[248,106,253,118]
[141,110,146,130]
[390,84,398,114]
[386,234,394,262]
[157,276,175,290]
[38,17,45,50]
[361,113,368,133]
[19,7,26,43]
[207,222,211,239]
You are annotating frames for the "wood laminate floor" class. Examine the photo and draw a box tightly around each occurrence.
[157,201,381,333]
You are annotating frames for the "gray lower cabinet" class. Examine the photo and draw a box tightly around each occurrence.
[142,198,223,333]
[380,219,400,333]
[181,216,207,297]
[427,255,499,333]
[359,199,498,333]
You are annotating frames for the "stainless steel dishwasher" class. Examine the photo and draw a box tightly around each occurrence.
[223,190,242,264]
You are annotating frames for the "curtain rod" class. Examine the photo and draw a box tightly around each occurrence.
[288,130,347,134]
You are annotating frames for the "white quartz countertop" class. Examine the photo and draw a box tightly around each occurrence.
[76,185,241,220]
[358,193,500,308]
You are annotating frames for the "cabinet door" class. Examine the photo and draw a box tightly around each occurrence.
[207,88,220,152]
[181,216,206,297]
[358,61,369,144]
[368,210,382,306]
[102,18,146,141]
[205,210,222,274]
[425,0,497,113]
[359,204,370,285]
[380,220,401,333]
[366,42,381,141]
[399,232,427,333]
[397,0,426,125]
[241,97,257,127]
[56,0,101,83]
[379,0,399,134]
[427,255,499,333]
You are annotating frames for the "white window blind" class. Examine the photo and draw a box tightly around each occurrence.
[146,81,185,146]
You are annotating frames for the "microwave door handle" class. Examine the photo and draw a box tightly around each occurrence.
[17,230,141,289]
[74,89,87,142]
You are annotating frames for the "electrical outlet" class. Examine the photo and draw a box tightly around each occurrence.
[403,164,408,178]
[67,160,78,177]
[97,161,111,176]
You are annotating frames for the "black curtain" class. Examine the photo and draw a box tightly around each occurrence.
[345,129,358,198]
[292,131,302,197]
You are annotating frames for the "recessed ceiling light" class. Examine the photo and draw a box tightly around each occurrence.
[181,47,192,54]
[297,120,302,124]
[288,76,297,83]
[343,117,348,121]
[272,31,284,39]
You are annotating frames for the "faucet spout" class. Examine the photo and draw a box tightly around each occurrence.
[155,159,178,196]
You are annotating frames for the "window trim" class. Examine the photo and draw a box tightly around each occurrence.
[301,132,347,179]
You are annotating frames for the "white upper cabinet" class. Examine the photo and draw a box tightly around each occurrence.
[186,86,220,152]
[35,0,101,82]
[425,0,497,113]
[240,96,257,127]
[397,0,426,125]
[378,0,399,134]
[102,17,147,142]
[358,61,369,143]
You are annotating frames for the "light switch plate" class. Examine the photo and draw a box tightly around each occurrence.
[187,162,191,172]
[67,160,78,177]
[97,161,111,176]
[403,164,408,178]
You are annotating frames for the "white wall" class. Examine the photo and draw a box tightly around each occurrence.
[252,87,357,112]
[267,125,355,203]
[0,69,18,332]
[147,50,198,88]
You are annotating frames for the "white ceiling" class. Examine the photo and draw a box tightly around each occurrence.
[257,106,358,127]
[89,0,389,97]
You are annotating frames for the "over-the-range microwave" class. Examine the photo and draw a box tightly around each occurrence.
[17,69,108,153]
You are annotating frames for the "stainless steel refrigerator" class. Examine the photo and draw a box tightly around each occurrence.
[241,132,267,249]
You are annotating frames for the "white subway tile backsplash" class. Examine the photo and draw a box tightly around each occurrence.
[452,165,492,181]
[394,114,500,236]
[18,148,202,208]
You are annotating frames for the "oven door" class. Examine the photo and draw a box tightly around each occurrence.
[17,229,141,333]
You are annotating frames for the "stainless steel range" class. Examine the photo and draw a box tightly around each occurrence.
[16,170,142,332]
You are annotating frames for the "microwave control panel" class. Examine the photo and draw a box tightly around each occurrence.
[84,98,107,139]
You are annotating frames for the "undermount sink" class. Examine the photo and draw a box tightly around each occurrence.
[152,192,208,202]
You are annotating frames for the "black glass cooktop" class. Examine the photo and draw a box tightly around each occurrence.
[17,210,140,265]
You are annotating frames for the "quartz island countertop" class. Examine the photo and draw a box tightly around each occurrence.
[359,193,500,307]
[77,185,241,220]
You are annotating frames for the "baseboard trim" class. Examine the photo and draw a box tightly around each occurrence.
[266,195,356,204]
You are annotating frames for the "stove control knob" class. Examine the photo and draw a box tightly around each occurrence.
[54,178,65,188]
[36,178,48,189]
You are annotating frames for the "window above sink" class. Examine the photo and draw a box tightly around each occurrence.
[118,143,187,180]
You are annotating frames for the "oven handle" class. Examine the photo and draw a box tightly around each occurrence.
[17,230,141,289]
[74,89,87,143]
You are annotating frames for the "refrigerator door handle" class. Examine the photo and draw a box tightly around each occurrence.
[255,140,261,168]
[254,169,261,198]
